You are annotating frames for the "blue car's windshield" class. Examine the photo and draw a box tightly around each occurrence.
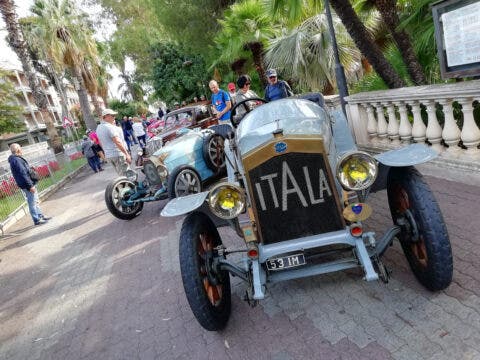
[237,98,331,154]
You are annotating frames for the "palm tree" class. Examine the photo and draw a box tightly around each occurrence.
[214,0,280,87]
[268,0,406,88]
[0,0,64,153]
[29,0,99,130]
[357,0,426,85]
[265,13,362,93]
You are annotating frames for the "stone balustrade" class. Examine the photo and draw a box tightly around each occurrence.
[342,80,480,161]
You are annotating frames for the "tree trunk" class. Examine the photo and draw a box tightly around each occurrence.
[0,0,63,153]
[374,0,426,85]
[73,67,96,130]
[247,42,268,88]
[329,0,406,89]
[231,58,247,76]
[90,93,102,119]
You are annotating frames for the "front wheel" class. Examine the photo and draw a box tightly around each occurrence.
[387,166,452,291]
[105,177,144,220]
[168,165,202,199]
[179,212,231,331]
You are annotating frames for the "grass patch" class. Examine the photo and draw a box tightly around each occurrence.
[0,158,86,221]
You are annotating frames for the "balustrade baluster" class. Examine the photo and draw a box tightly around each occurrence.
[375,103,388,144]
[395,101,412,144]
[458,98,480,157]
[425,100,444,152]
[386,103,400,145]
[409,101,426,143]
[438,99,461,155]
[365,104,378,144]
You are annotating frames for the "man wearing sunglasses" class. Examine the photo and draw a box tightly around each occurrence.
[264,68,293,102]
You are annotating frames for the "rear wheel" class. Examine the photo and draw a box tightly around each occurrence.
[105,177,144,220]
[168,165,202,199]
[179,212,231,331]
[387,166,452,291]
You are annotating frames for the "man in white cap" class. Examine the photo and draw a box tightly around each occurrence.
[96,108,131,176]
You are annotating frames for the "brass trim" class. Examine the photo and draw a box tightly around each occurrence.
[242,135,345,243]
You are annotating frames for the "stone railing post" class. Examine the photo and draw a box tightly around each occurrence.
[365,104,378,144]
[425,100,443,152]
[458,98,480,157]
[386,103,400,145]
[345,102,369,145]
[438,99,461,155]
[375,103,389,144]
[409,101,426,143]
[396,101,412,143]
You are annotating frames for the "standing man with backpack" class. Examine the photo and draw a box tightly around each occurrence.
[209,80,232,125]
[264,68,293,102]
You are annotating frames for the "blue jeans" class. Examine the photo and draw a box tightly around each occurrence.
[87,156,102,172]
[22,188,43,224]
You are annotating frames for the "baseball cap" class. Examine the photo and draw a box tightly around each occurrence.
[101,108,117,117]
[266,68,277,77]
[227,82,236,91]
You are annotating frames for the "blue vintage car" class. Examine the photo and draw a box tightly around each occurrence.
[161,93,453,331]
[104,128,225,220]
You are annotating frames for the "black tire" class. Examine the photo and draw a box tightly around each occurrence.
[167,165,202,199]
[203,133,226,172]
[387,166,452,291]
[230,97,267,127]
[105,177,144,220]
[179,212,231,331]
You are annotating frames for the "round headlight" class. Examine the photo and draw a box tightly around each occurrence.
[125,169,138,182]
[336,152,378,191]
[157,165,168,180]
[208,183,246,219]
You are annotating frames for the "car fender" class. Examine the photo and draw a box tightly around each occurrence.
[374,143,438,167]
[161,191,209,217]
[370,144,438,192]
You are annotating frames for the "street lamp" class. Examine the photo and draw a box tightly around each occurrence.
[323,0,349,116]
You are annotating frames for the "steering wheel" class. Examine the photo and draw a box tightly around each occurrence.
[230,97,268,128]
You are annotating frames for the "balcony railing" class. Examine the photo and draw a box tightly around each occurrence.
[343,80,480,163]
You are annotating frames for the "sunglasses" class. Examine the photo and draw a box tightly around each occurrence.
[245,82,251,86]
[269,76,276,79]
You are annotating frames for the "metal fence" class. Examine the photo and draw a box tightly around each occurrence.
[0,152,86,227]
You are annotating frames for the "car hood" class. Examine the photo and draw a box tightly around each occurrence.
[237,98,332,155]
[152,129,206,160]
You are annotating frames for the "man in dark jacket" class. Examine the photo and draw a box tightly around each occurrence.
[8,143,51,226]
[264,68,293,102]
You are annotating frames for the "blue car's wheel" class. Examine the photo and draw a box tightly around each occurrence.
[168,165,202,199]
[105,177,143,220]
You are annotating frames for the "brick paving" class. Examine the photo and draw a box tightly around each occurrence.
[0,163,479,360]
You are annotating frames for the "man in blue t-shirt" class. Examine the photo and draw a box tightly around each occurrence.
[209,80,232,125]
[264,68,293,102]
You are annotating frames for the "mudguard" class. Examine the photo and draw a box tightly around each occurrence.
[161,191,209,217]
[375,143,438,166]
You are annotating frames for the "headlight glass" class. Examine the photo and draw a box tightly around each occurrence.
[208,183,246,219]
[157,165,168,180]
[125,169,138,182]
[336,152,378,191]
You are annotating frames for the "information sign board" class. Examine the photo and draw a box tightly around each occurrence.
[433,0,480,78]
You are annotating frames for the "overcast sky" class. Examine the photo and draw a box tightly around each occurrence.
[0,0,128,100]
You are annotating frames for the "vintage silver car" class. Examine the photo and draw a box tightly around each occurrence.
[161,94,453,331]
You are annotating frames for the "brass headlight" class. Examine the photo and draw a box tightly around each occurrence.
[208,183,246,219]
[336,152,378,191]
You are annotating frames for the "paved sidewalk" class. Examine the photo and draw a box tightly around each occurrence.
[0,163,479,360]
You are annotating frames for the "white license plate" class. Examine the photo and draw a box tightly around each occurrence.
[266,253,306,271]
